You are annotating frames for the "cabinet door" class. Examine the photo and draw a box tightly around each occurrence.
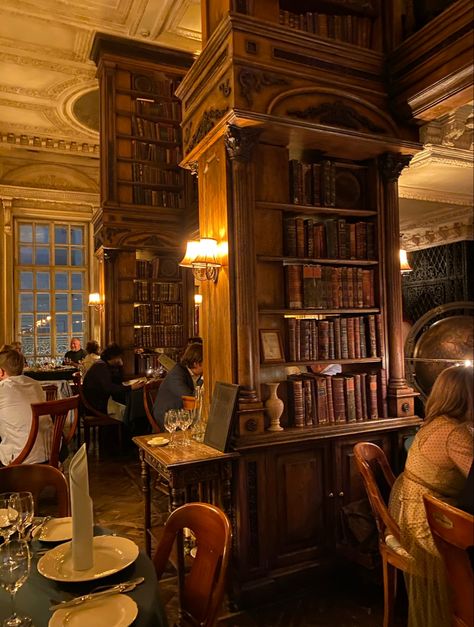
[267,442,332,569]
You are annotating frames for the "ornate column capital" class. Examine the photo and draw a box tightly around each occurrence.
[1,198,13,235]
[379,152,413,182]
[225,124,261,162]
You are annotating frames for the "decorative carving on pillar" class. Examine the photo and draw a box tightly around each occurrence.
[1,199,13,234]
[224,124,261,162]
[187,161,199,177]
[238,68,289,107]
[218,78,232,98]
[379,152,418,417]
[184,106,229,154]
[287,100,387,133]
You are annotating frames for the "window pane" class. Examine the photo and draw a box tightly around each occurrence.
[20,314,34,335]
[72,314,84,334]
[71,294,83,312]
[55,226,67,244]
[55,272,68,290]
[71,227,83,245]
[36,294,50,312]
[19,224,33,243]
[20,294,33,312]
[35,247,50,265]
[55,293,68,312]
[56,336,69,356]
[71,249,83,266]
[20,247,33,264]
[37,337,51,356]
[20,272,33,290]
[55,315,69,334]
[35,224,49,244]
[71,272,84,290]
[36,314,51,334]
[22,337,34,357]
[55,248,68,265]
[36,272,50,290]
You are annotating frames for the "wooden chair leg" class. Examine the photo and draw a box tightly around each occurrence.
[84,424,90,451]
[382,557,397,627]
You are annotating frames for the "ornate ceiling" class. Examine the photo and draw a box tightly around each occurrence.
[0,0,472,249]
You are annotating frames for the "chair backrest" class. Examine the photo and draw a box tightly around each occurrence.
[154,502,232,627]
[143,379,163,433]
[41,384,58,401]
[30,395,80,468]
[353,442,401,542]
[424,494,474,627]
[0,464,69,516]
[72,371,109,420]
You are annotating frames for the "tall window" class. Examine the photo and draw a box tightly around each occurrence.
[16,221,88,362]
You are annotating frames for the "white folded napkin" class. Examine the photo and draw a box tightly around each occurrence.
[69,444,94,570]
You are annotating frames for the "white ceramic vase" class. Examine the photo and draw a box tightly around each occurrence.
[265,382,284,432]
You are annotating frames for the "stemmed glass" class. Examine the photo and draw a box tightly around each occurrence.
[178,410,193,446]
[0,539,32,626]
[8,494,34,541]
[0,496,19,545]
[164,410,178,447]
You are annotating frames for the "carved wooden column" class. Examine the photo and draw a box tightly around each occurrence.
[380,152,418,417]
[225,125,265,433]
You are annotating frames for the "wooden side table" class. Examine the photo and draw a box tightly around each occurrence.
[133,433,239,555]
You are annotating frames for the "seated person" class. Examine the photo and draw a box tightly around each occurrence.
[0,342,28,368]
[457,460,474,515]
[81,340,101,375]
[64,337,87,366]
[153,342,203,430]
[82,343,142,420]
[0,349,52,465]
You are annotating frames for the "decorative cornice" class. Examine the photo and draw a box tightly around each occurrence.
[379,152,413,182]
[401,202,473,251]
[399,186,472,206]
[184,106,229,154]
[238,68,289,107]
[287,99,386,133]
[0,183,98,206]
[0,133,99,155]
[401,222,473,251]
[408,144,473,169]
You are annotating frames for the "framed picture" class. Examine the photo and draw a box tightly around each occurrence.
[259,329,285,364]
[204,382,240,452]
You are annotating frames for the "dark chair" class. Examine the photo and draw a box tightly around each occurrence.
[0,464,69,516]
[353,442,413,627]
[72,371,123,452]
[143,378,163,433]
[30,395,80,469]
[41,384,58,401]
[424,494,474,627]
[153,502,232,627]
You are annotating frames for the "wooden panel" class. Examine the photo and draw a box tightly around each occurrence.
[254,210,283,256]
[255,144,289,204]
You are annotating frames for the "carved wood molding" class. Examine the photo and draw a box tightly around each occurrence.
[287,99,387,134]
[379,152,413,182]
[224,124,261,162]
[184,106,229,154]
[238,68,289,107]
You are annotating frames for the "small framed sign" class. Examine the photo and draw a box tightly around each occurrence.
[203,382,240,453]
[259,329,285,364]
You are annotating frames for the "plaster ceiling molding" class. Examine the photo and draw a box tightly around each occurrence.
[144,0,202,51]
[1,163,99,192]
[420,103,474,150]
[0,183,98,206]
[0,133,99,155]
[56,81,100,140]
[401,221,473,251]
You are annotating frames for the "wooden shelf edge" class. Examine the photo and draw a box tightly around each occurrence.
[259,358,382,367]
[258,256,379,266]
[255,201,377,217]
[259,308,380,315]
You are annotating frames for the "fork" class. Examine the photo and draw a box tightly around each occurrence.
[27,516,52,541]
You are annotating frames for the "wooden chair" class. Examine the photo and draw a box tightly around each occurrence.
[353,442,413,627]
[41,384,58,401]
[72,371,123,452]
[154,502,232,627]
[143,378,163,433]
[424,494,474,627]
[31,395,80,469]
[0,464,69,516]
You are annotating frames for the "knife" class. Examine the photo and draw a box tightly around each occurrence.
[48,576,144,611]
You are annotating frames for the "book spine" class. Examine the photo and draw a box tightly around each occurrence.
[288,318,297,361]
[286,265,303,309]
[368,314,377,357]
[360,372,368,420]
[353,373,363,421]
[290,379,305,427]
[296,217,305,258]
[359,316,367,358]
[344,376,357,422]
[334,316,342,359]
[375,313,385,359]
[326,375,335,424]
[332,376,346,423]
[316,376,329,424]
[284,217,297,257]
[379,368,388,418]
[303,379,313,426]
[367,373,378,419]
[318,320,330,360]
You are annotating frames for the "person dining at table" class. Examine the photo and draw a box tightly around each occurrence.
[153,342,203,430]
[0,348,51,465]
[82,343,143,421]
[63,337,87,366]
[81,340,101,375]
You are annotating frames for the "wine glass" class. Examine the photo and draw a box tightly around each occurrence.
[0,540,31,626]
[164,410,178,447]
[178,410,193,446]
[0,495,19,545]
[8,494,34,541]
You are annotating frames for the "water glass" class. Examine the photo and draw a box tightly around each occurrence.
[8,494,34,541]
[0,540,31,626]
[164,410,178,447]
[0,495,19,545]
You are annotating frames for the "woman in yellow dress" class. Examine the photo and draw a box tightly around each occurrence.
[389,365,473,627]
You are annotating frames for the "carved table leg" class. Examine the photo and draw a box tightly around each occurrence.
[139,450,151,556]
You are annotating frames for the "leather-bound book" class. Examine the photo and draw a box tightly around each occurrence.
[286,264,303,309]
[305,219,314,258]
[315,376,329,424]
[289,159,302,204]
[313,222,324,258]
[348,223,357,259]
[303,379,314,426]
[303,265,316,308]
[284,216,297,257]
[287,317,297,361]
[313,265,324,308]
[302,163,313,205]
[332,376,346,423]
[359,316,367,358]
[378,368,388,417]
[361,269,374,307]
[322,160,332,206]
[346,316,355,359]
[296,217,305,258]
[353,373,363,421]
[344,375,357,422]
[355,268,364,308]
[340,317,349,359]
[288,377,305,427]
[347,267,355,308]
[368,314,377,357]
[360,372,368,420]
[367,222,376,259]
[328,320,335,360]
[300,319,312,361]
[318,320,330,360]
[355,221,367,259]
[311,319,318,361]
[375,313,385,358]
[337,219,348,259]
[334,316,342,359]
[325,219,338,258]
[354,315,361,359]
[325,375,336,424]
[311,163,321,206]
[367,372,378,419]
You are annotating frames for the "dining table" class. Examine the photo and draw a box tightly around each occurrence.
[0,527,169,627]
[23,367,78,382]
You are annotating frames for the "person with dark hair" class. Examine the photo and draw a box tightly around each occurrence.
[0,349,51,465]
[388,365,473,627]
[83,343,143,419]
[64,337,86,366]
[81,340,101,375]
[153,342,203,430]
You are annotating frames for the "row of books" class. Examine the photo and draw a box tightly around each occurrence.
[136,259,158,279]
[134,325,183,349]
[279,11,373,48]
[132,187,184,208]
[134,281,181,302]
[131,116,180,143]
[285,264,375,309]
[132,74,179,97]
[287,314,384,362]
[288,370,387,427]
[284,216,376,260]
[135,99,181,121]
[290,160,334,207]
[131,140,182,165]
[134,303,183,325]
[132,163,182,186]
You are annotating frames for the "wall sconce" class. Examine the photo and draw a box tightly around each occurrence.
[194,294,203,305]
[179,238,222,282]
[399,249,412,274]
[88,292,105,311]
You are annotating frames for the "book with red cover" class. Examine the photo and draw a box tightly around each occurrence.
[286,264,303,309]
[288,378,305,427]
[346,317,355,359]
[360,372,368,420]
[359,316,367,358]
[353,373,363,421]
[367,372,378,419]
[368,314,377,357]
[332,376,346,423]
[344,375,357,422]
[324,375,336,424]
[334,316,342,359]
[287,317,297,361]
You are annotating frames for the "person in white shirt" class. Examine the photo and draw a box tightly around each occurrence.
[0,349,52,466]
[81,340,101,375]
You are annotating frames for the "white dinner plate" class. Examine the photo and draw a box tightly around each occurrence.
[147,436,169,447]
[33,517,72,542]
[122,377,146,386]
[48,593,138,627]
[37,536,139,582]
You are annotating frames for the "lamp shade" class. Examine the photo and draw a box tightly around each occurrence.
[399,249,412,273]
[179,240,200,267]
[88,292,102,306]
[193,238,220,268]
